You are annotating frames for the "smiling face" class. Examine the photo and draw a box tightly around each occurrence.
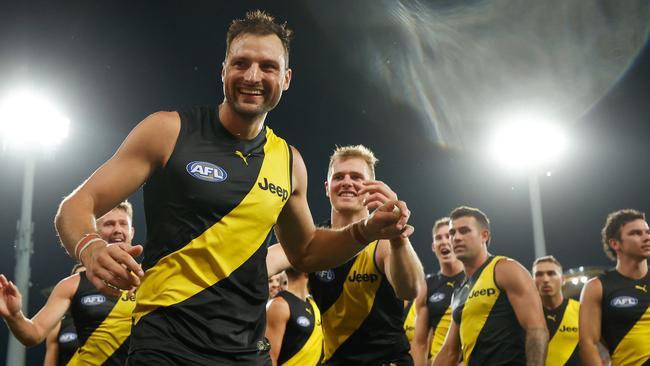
[221,33,292,118]
[325,157,372,214]
[96,208,134,245]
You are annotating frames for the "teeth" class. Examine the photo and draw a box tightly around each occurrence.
[240,88,263,95]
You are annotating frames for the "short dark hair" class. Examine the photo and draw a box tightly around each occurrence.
[226,10,293,68]
[432,217,450,233]
[532,255,562,272]
[285,267,304,280]
[601,209,646,261]
[450,206,491,245]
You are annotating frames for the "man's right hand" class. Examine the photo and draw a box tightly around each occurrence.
[80,242,144,297]
[0,274,23,320]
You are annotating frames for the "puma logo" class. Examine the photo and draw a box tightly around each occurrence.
[635,284,648,293]
[235,150,251,166]
[306,308,313,315]
[446,281,455,288]
[546,314,556,322]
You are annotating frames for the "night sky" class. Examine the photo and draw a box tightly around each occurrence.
[1,2,649,365]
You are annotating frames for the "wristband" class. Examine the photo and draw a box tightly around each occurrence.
[78,238,106,264]
[74,233,101,260]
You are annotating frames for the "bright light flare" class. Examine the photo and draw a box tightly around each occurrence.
[0,89,70,149]
[489,113,567,170]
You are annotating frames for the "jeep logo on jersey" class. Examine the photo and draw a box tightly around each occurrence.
[296,316,311,327]
[81,294,106,306]
[316,269,335,282]
[467,287,497,299]
[59,332,78,343]
[610,296,638,308]
[348,270,379,283]
[559,325,578,332]
[186,161,228,183]
[258,178,289,201]
[429,292,446,303]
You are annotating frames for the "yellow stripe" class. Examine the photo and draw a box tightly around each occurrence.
[403,302,416,343]
[460,256,504,364]
[133,128,290,323]
[321,241,381,362]
[611,303,650,366]
[429,307,452,359]
[67,292,135,366]
[282,297,323,366]
[546,299,580,366]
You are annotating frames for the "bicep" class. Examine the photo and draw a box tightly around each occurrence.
[64,111,179,218]
[265,298,290,362]
[497,260,546,330]
[274,147,316,258]
[266,243,291,276]
[413,282,431,344]
[31,277,76,337]
[579,279,602,343]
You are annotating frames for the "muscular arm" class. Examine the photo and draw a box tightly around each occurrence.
[579,278,605,366]
[377,238,423,300]
[265,297,290,366]
[412,279,432,366]
[275,147,412,272]
[43,321,61,366]
[431,319,461,366]
[267,243,291,277]
[0,274,77,346]
[55,111,179,294]
[496,259,548,366]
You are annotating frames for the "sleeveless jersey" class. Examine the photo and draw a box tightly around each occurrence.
[69,272,135,365]
[403,301,416,343]
[544,298,581,366]
[426,271,464,360]
[131,106,292,364]
[451,255,525,365]
[600,269,650,366]
[309,239,411,365]
[57,315,78,366]
[274,291,323,366]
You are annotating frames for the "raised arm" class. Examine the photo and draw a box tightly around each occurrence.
[55,111,180,295]
[579,278,605,366]
[274,147,413,272]
[431,318,461,366]
[496,259,548,366]
[412,279,432,366]
[0,274,77,346]
[265,296,290,366]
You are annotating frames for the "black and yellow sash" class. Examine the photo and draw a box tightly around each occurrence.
[545,299,580,366]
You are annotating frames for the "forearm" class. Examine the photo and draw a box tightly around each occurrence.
[525,327,548,366]
[3,311,45,346]
[412,341,428,366]
[287,226,365,272]
[579,340,604,366]
[55,194,98,257]
[387,238,423,300]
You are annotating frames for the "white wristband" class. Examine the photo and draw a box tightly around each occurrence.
[78,238,106,264]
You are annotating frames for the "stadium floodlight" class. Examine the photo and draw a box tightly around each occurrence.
[488,111,568,259]
[489,113,566,170]
[0,89,70,149]
[1,88,70,366]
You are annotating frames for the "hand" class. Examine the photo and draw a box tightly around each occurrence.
[80,241,144,297]
[0,274,23,319]
[358,180,398,210]
[363,200,414,241]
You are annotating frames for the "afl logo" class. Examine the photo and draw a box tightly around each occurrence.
[429,292,446,303]
[186,161,228,183]
[610,296,638,308]
[59,332,77,343]
[296,316,311,327]
[81,294,106,306]
[316,270,335,282]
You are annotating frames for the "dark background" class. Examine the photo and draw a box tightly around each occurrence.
[1,2,648,364]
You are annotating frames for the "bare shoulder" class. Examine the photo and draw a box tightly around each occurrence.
[581,277,603,302]
[267,296,290,319]
[494,257,531,289]
[51,273,81,299]
[288,145,307,195]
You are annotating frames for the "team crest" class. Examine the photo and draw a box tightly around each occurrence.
[429,292,446,303]
[297,316,311,327]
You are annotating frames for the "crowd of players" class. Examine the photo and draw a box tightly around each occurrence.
[1,9,649,366]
